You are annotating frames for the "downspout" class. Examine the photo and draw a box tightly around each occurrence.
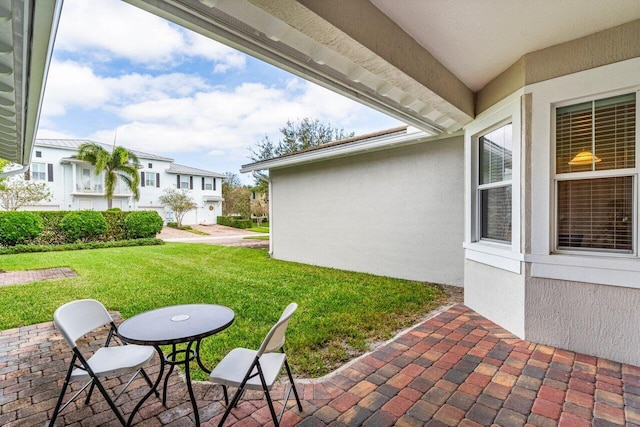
[252,170,272,255]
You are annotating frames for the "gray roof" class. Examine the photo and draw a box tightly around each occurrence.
[35,139,174,162]
[166,163,226,178]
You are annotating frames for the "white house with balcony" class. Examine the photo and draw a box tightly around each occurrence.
[25,139,225,225]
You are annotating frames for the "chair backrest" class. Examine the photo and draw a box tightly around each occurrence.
[54,299,113,348]
[257,303,297,356]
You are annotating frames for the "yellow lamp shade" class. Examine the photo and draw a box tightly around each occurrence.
[568,151,601,165]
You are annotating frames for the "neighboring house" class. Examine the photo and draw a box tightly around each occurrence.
[24,139,225,225]
[242,126,465,286]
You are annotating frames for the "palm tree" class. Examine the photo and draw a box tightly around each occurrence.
[76,142,141,209]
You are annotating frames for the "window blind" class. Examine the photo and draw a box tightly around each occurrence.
[557,177,632,252]
[555,92,636,253]
[556,93,635,174]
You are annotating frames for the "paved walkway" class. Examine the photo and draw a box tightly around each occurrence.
[158,225,269,249]
[2,304,640,426]
[0,267,77,287]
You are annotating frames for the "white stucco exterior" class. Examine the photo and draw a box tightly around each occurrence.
[267,134,465,286]
[21,140,225,225]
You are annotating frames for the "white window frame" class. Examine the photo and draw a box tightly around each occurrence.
[32,162,46,181]
[464,91,523,273]
[180,176,189,189]
[525,58,640,289]
[552,91,638,257]
[477,121,513,244]
[145,172,156,187]
[204,177,213,191]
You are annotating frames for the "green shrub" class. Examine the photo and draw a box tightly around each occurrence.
[217,216,252,229]
[0,238,164,255]
[167,221,178,228]
[101,211,128,241]
[33,211,67,245]
[60,211,108,243]
[0,212,44,246]
[106,207,121,211]
[124,211,163,239]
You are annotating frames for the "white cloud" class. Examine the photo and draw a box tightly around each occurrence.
[41,60,210,118]
[55,0,246,72]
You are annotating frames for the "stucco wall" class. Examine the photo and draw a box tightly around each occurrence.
[270,135,464,286]
[526,278,640,366]
[464,259,525,337]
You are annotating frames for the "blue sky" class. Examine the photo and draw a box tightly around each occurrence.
[37,0,402,183]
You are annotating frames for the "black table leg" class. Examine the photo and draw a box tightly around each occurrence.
[126,345,165,427]
[195,339,211,374]
[184,340,200,425]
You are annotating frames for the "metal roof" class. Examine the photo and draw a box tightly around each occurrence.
[166,162,226,178]
[36,139,174,162]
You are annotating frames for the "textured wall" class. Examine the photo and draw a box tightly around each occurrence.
[464,260,525,337]
[526,277,640,366]
[270,135,464,286]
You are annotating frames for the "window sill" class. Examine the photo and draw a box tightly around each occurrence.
[526,253,640,289]
[463,242,524,274]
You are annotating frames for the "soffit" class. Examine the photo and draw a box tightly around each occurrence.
[371,0,640,91]
[125,0,473,135]
[0,0,61,167]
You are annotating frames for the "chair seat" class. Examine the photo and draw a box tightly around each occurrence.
[71,344,155,380]
[210,348,286,391]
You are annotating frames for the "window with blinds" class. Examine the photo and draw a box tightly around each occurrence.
[555,92,636,253]
[478,123,513,242]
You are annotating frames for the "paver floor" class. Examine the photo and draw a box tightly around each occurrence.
[2,304,639,426]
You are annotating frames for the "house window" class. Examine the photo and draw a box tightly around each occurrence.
[204,177,213,190]
[555,92,636,253]
[146,172,156,187]
[32,163,46,181]
[180,175,189,189]
[148,163,153,169]
[478,123,513,243]
[35,151,42,158]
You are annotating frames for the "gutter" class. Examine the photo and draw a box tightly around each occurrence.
[240,129,462,173]
[0,164,29,178]
[252,170,269,182]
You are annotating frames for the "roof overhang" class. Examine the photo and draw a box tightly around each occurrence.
[241,128,462,173]
[0,0,62,168]
[124,0,474,137]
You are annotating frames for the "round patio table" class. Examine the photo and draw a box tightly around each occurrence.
[118,304,235,426]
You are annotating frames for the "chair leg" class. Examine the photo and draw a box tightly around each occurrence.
[140,368,160,398]
[284,359,302,411]
[222,385,228,406]
[91,377,127,426]
[256,362,279,427]
[84,382,96,404]
[49,355,76,426]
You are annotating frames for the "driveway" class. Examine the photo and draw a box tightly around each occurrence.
[157,224,269,249]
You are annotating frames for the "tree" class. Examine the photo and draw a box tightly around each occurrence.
[222,172,250,218]
[250,118,354,162]
[75,143,140,209]
[158,188,197,228]
[0,179,52,210]
[0,161,52,210]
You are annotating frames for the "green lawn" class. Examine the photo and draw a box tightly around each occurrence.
[0,244,445,379]
[246,226,269,233]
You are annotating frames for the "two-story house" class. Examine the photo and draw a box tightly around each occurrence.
[25,139,225,225]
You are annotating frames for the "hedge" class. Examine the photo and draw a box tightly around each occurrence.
[60,211,109,243]
[217,215,252,229]
[0,210,163,247]
[0,238,164,255]
[0,212,44,246]
[125,211,163,239]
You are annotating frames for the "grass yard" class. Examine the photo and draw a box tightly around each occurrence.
[246,226,269,233]
[0,244,446,379]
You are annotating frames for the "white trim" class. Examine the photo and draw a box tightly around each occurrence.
[240,129,460,173]
[464,90,523,273]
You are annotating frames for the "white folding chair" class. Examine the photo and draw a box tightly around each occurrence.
[210,302,303,427]
[50,299,157,426]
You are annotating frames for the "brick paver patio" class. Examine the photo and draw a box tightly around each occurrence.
[0,268,77,287]
[2,304,640,426]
